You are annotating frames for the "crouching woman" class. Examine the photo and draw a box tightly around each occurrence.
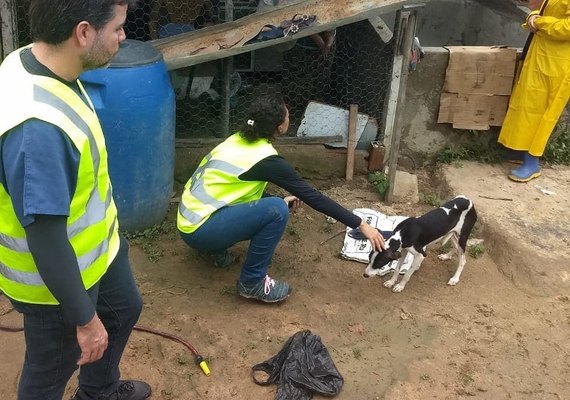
[177,94,384,303]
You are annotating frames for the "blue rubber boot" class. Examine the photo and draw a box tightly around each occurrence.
[505,149,525,164]
[509,152,541,182]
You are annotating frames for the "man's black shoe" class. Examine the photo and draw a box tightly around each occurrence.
[71,380,151,400]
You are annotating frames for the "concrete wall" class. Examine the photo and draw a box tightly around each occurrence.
[415,0,527,47]
[384,0,528,47]
[399,47,476,163]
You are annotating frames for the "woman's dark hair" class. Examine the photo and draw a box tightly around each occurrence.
[29,0,138,45]
[240,93,287,143]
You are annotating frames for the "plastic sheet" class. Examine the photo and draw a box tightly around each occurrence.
[252,330,343,399]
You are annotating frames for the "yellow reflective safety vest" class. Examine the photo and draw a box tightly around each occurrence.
[0,47,120,304]
[178,133,278,233]
[499,0,570,156]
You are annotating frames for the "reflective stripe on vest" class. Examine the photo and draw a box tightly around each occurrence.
[177,133,278,233]
[0,218,116,286]
[178,154,247,225]
[0,187,113,252]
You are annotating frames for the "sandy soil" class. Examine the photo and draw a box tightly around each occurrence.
[1,167,569,400]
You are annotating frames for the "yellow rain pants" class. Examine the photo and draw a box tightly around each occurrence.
[498,0,570,156]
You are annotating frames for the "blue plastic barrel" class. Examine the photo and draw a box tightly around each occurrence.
[80,40,175,233]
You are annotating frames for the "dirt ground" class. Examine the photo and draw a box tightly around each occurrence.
[1,163,569,400]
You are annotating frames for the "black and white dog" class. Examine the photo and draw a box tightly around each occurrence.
[363,195,477,293]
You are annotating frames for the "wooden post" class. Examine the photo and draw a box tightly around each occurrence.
[221,0,234,137]
[0,0,19,60]
[381,54,403,165]
[345,104,358,181]
[385,8,418,203]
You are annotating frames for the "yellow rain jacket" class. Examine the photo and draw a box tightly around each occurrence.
[498,0,570,156]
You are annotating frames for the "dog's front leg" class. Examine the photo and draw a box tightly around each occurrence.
[383,249,408,289]
[448,247,466,286]
[393,253,424,293]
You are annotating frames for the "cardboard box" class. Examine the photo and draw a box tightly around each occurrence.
[438,46,517,130]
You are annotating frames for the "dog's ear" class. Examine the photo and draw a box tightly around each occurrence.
[390,251,401,260]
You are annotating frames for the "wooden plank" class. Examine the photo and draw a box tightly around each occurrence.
[346,104,358,181]
[386,9,417,203]
[176,135,343,148]
[221,1,235,137]
[381,54,403,160]
[0,0,18,60]
[151,0,424,70]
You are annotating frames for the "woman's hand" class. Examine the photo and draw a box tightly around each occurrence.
[284,196,303,212]
[358,222,386,252]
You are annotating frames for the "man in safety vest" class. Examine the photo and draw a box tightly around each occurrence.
[0,1,150,399]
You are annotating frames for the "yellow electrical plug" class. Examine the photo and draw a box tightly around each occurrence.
[195,355,211,376]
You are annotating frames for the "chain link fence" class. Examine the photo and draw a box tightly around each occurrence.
[10,1,397,146]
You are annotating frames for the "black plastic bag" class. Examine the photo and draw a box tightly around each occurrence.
[252,330,344,400]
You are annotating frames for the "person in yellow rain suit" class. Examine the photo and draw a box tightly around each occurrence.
[498,0,570,182]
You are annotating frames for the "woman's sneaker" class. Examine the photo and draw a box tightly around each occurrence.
[237,275,291,303]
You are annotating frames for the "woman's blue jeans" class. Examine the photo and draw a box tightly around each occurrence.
[10,236,143,400]
[179,197,289,284]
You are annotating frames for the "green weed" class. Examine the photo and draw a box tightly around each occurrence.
[323,221,334,234]
[123,219,175,241]
[352,347,362,360]
[435,128,570,165]
[544,128,570,165]
[420,374,431,381]
[459,372,474,386]
[468,243,485,259]
[439,241,453,253]
[176,355,190,365]
[123,219,174,262]
[435,134,503,164]
[139,241,163,263]
[368,171,390,200]
[219,286,235,296]
[419,192,442,207]
[239,342,257,358]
